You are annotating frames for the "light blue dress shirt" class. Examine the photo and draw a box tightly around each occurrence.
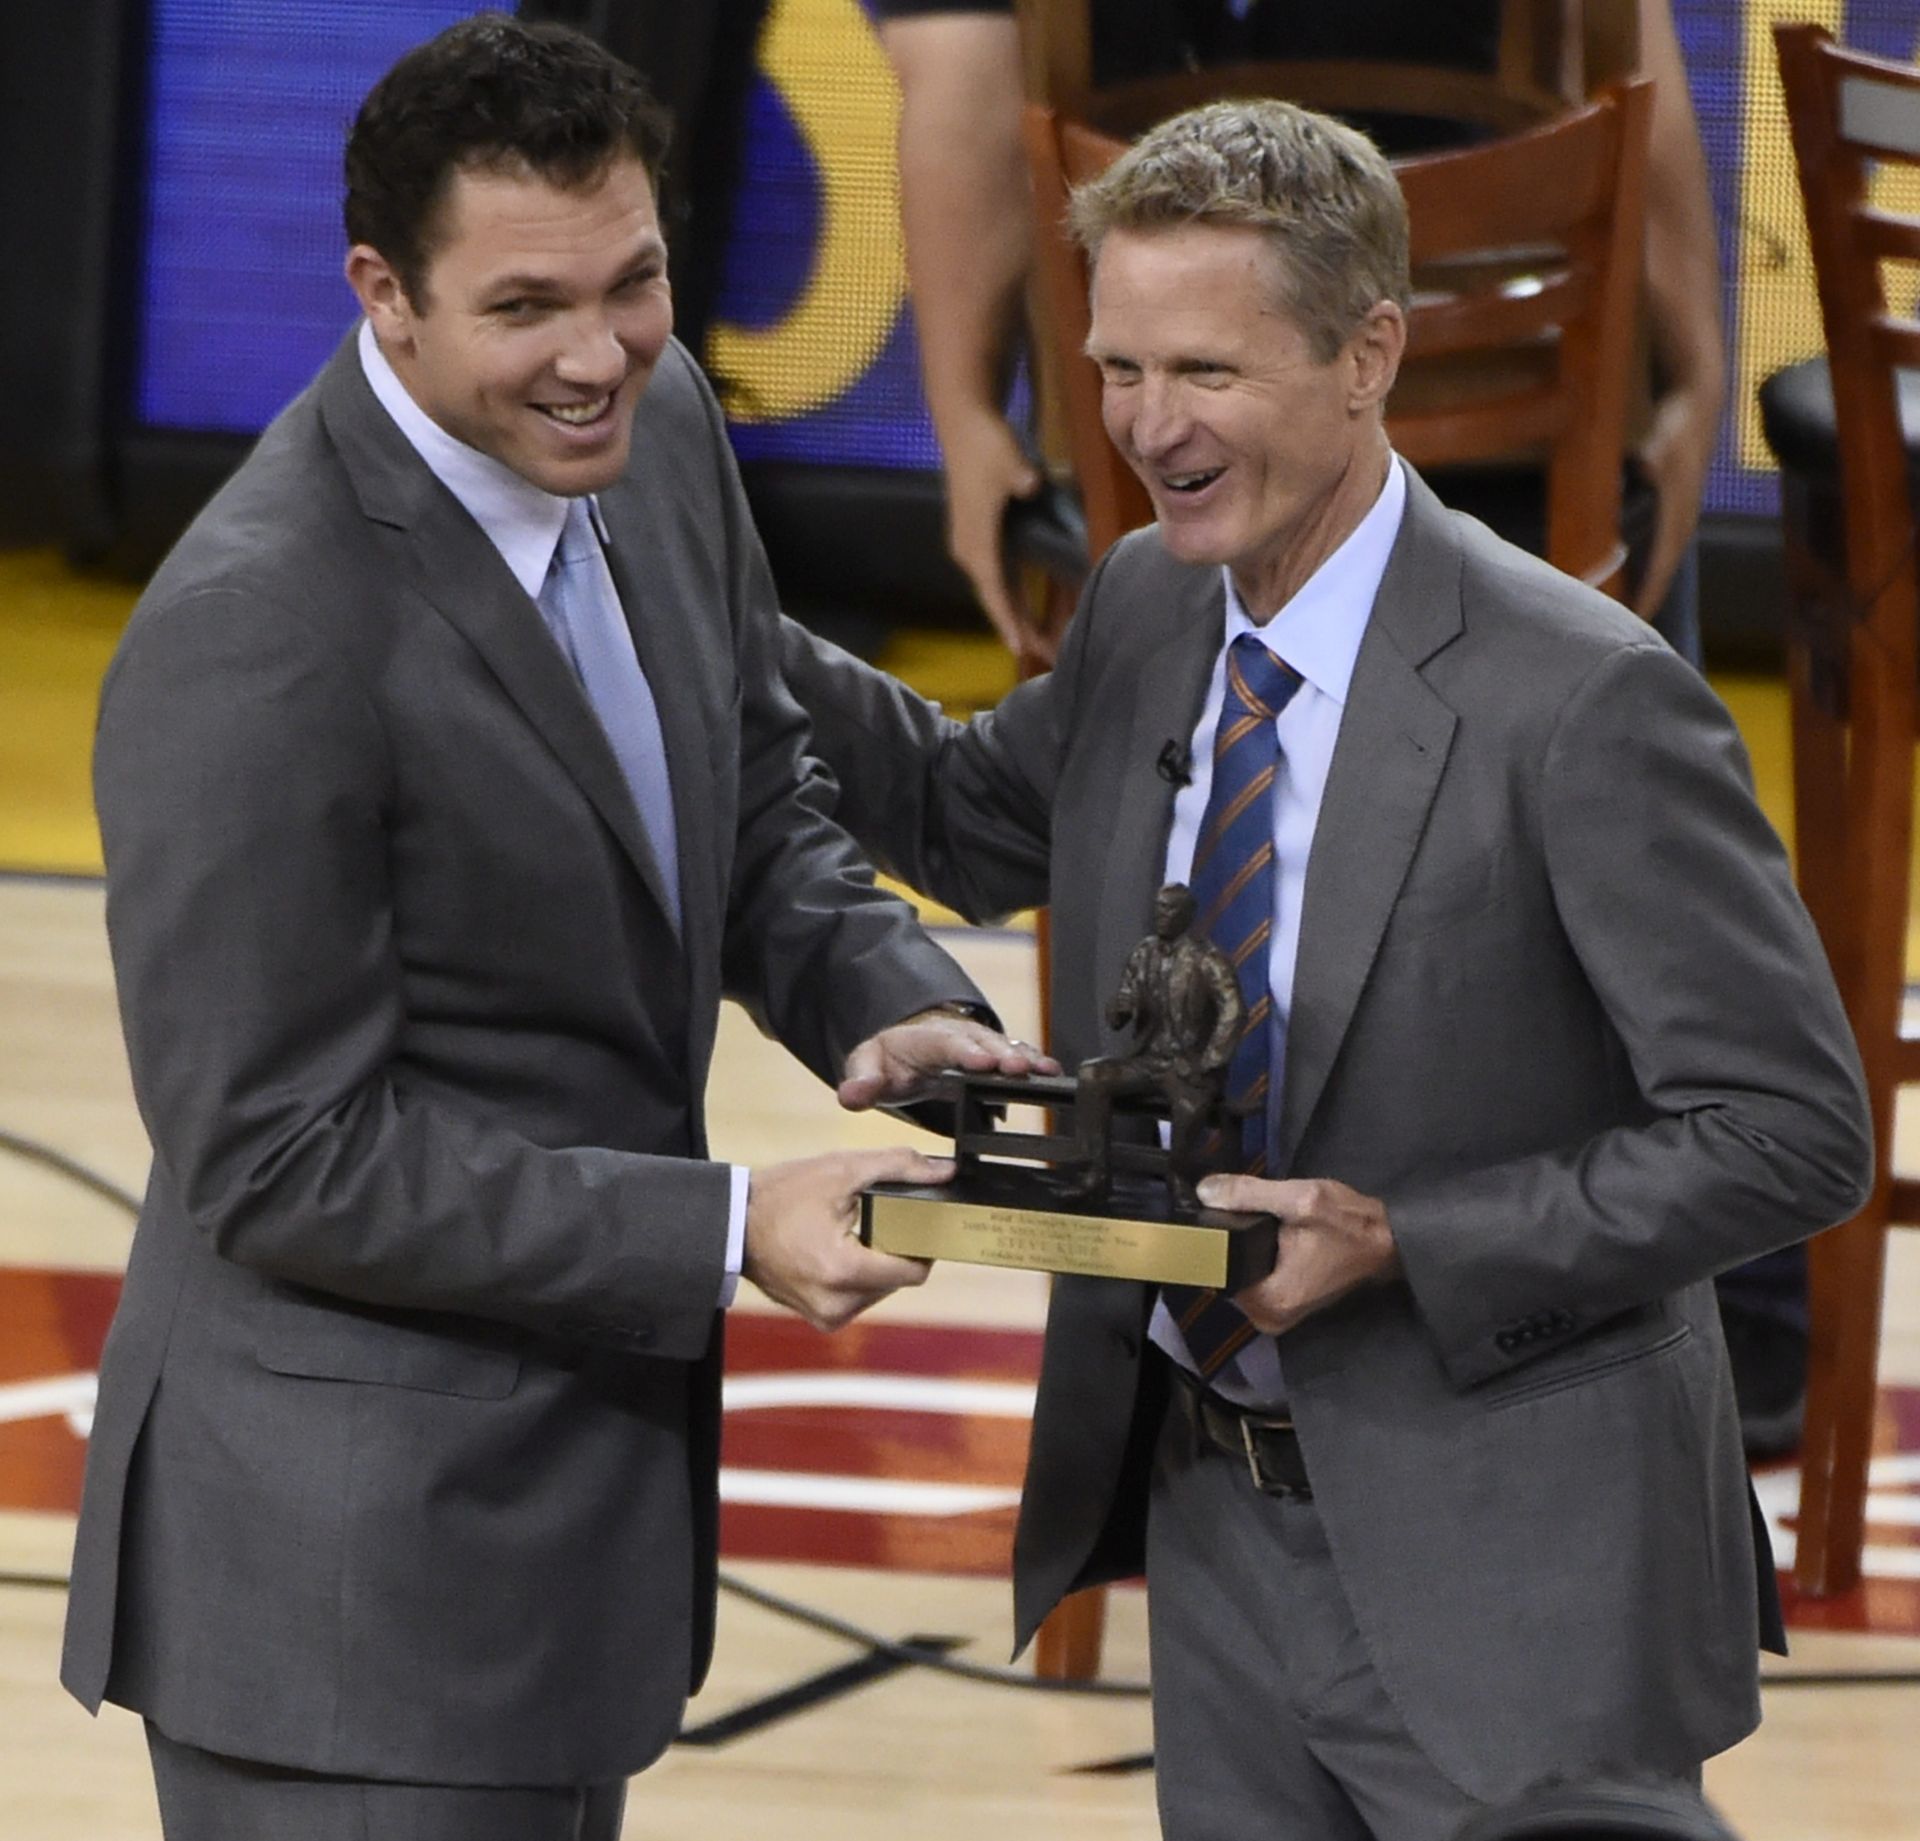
[356,321,750,1306]
[1149,456,1409,1405]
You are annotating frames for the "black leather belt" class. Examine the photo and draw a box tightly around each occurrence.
[1174,1367,1311,1498]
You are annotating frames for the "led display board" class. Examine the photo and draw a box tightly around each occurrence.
[129,0,1920,518]
[1723,1,1920,515]
[135,1,489,433]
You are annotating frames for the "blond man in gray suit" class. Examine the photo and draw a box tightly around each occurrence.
[789,100,1870,1839]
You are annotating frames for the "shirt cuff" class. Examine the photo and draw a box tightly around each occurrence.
[719,1163,749,1309]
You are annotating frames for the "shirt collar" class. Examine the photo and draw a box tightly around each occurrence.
[1221,454,1407,707]
[356,318,575,598]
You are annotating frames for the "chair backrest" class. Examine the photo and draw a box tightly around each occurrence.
[1013,0,1632,134]
[1776,23,1920,757]
[1774,21,1920,1167]
[1022,79,1653,594]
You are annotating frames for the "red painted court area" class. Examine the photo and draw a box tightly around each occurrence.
[719,1313,1036,1575]
[4,1266,1918,1633]
[0,1267,117,1521]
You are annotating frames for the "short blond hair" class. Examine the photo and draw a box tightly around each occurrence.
[1068,99,1410,361]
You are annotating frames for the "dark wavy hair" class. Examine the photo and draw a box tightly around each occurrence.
[343,11,671,306]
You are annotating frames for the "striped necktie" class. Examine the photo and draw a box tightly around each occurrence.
[536,497,681,926]
[1166,632,1303,1381]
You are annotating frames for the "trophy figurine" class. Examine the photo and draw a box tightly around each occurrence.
[858,884,1276,1287]
[1069,882,1242,1214]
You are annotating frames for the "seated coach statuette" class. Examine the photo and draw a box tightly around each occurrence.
[1070,882,1243,1212]
[858,885,1277,1288]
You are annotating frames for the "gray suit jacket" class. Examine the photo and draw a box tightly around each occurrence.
[782,469,1871,1800]
[62,335,978,1785]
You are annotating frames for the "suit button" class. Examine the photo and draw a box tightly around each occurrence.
[1495,1329,1521,1354]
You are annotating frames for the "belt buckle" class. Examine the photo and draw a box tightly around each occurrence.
[1238,1414,1266,1493]
[1237,1411,1297,1495]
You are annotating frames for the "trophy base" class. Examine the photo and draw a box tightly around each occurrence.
[860,1161,1276,1288]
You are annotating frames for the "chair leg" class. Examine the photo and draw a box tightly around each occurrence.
[1017,571,1071,1038]
[1794,1202,1891,1596]
[1785,639,1849,969]
[1033,1584,1108,1679]
[1028,892,1103,1684]
[1794,570,1914,1595]
[1021,569,1103,1679]
[1019,569,1099,1674]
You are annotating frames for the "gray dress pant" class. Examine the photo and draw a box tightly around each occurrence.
[145,1723,627,1841]
[1145,1396,1487,1841]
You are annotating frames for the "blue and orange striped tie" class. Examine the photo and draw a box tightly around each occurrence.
[1167,633,1303,1381]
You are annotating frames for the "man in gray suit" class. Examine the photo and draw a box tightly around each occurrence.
[792,100,1872,1839]
[61,16,1046,1838]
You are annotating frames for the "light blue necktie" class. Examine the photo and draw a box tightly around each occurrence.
[1166,634,1303,1380]
[536,497,681,925]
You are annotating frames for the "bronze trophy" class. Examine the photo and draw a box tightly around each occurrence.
[859,885,1278,1287]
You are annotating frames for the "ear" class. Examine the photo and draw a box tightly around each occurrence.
[345,244,418,354]
[1345,300,1406,415]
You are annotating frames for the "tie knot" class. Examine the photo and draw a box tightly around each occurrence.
[551,496,598,570]
[1225,634,1303,722]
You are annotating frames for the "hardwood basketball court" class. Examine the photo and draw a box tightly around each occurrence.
[2,874,1918,1838]
[1,559,1917,1835]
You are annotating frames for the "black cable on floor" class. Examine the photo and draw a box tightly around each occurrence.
[7,1127,1917,1697]
[0,1128,142,1216]
[1761,1669,1920,1687]
[716,1569,1150,1696]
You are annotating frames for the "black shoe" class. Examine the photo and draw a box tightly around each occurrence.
[1721,1310,1808,1461]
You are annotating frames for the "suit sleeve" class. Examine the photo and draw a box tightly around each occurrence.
[676,348,990,1077]
[96,586,732,1361]
[1387,641,1872,1388]
[1201,952,1241,1073]
[771,543,1131,924]
[1109,943,1145,1028]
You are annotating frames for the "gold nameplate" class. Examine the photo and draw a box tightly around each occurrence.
[861,1172,1275,1288]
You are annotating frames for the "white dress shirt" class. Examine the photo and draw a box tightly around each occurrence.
[356,321,750,1305]
[1149,456,1408,1404]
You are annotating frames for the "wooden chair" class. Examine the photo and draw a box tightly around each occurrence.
[1016,0,1628,146]
[1008,2,1645,640]
[1017,72,1653,1681]
[1765,21,1920,1599]
[1022,81,1653,595]
[1002,5,1622,655]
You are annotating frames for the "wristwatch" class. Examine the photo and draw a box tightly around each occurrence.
[915,999,996,1026]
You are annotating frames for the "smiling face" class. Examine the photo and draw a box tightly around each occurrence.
[347,153,671,496]
[1086,222,1402,619]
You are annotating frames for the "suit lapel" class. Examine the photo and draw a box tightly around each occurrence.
[1276,474,1464,1169]
[415,501,686,936]
[318,338,686,941]
[1093,570,1226,1049]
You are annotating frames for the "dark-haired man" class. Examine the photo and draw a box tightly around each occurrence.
[60,15,1037,1836]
